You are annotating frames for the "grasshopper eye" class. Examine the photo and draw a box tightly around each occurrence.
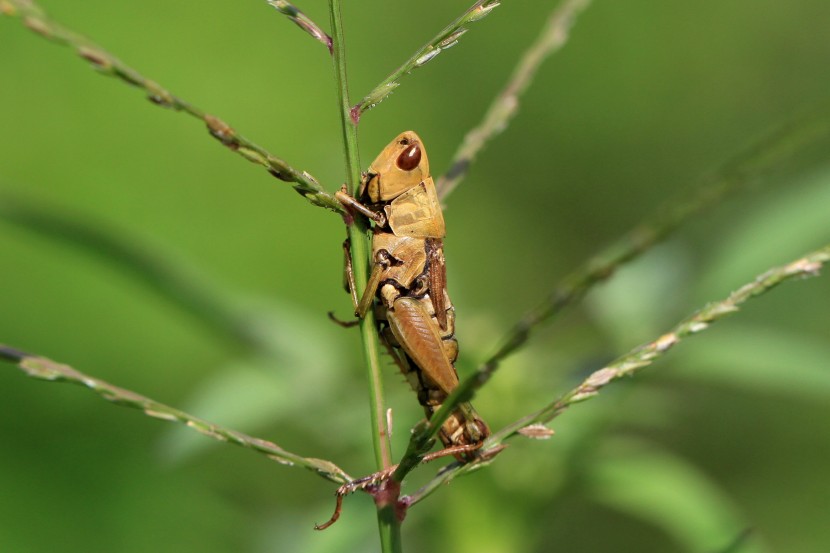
[396,144,421,171]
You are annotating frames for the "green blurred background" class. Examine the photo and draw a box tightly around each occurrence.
[2,1,830,551]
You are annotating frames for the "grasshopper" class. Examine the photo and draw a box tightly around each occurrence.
[336,131,489,457]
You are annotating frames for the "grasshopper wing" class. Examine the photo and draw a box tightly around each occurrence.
[387,297,459,395]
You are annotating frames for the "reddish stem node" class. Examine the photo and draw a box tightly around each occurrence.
[349,104,361,125]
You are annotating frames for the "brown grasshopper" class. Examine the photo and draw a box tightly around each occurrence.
[336,131,489,458]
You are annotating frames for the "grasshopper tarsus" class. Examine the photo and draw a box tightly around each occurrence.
[314,494,344,531]
[327,311,359,328]
[316,465,399,530]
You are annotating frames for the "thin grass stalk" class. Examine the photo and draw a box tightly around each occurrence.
[352,0,501,121]
[0,344,353,484]
[437,0,593,200]
[326,0,391,472]
[327,1,399,549]
[406,243,830,505]
[2,0,338,211]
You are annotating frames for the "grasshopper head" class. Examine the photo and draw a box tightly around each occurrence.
[362,131,431,202]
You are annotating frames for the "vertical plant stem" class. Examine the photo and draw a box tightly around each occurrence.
[328,1,399,550]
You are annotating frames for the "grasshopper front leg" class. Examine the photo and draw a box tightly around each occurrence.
[337,186,392,319]
[342,237,390,319]
[336,188,386,227]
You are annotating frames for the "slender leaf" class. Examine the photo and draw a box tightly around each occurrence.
[587,438,768,553]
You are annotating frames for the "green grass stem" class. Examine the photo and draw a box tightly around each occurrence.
[327,0,399,549]
[0,344,353,484]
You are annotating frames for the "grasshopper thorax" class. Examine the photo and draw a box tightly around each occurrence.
[361,131,431,203]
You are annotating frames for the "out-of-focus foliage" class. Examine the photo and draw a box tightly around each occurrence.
[1,1,829,552]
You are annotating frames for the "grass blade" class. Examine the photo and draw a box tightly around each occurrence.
[0,198,262,351]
